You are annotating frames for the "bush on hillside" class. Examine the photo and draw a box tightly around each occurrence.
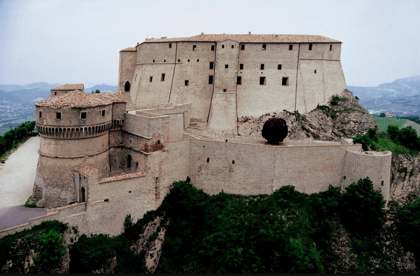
[396,198,420,262]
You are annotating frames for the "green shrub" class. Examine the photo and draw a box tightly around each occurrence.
[25,196,36,208]
[34,229,67,268]
[397,198,420,261]
[330,96,348,106]
[339,177,386,235]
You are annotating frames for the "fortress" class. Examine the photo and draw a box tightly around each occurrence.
[0,34,392,238]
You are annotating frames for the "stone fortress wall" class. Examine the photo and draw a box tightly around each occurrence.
[119,34,347,133]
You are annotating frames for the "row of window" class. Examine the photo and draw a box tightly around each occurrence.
[179,76,288,87]
[39,110,106,119]
[167,43,333,51]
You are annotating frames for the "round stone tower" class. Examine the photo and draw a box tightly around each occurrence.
[32,90,126,208]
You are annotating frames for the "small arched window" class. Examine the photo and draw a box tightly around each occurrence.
[81,187,86,202]
[124,81,130,92]
[127,154,132,168]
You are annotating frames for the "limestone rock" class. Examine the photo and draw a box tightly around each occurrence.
[36,199,45,208]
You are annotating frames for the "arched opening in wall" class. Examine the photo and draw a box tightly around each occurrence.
[127,154,132,168]
[125,81,130,92]
[81,187,86,202]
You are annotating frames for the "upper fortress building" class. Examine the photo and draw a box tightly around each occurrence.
[119,33,346,133]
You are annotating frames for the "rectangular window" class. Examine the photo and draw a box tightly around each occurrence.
[149,76,153,82]
[314,70,317,74]
[197,59,199,62]
[209,62,214,69]
[237,76,242,85]
[278,64,282,70]
[260,64,265,70]
[309,44,313,50]
[289,45,293,50]
[330,45,332,51]
[164,59,166,62]
[193,45,196,51]
[262,44,266,50]
[282,77,289,86]
[169,43,172,48]
[153,60,155,63]
[39,111,42,118]
[102,110,106,117]
[161,73,165,81]
[81,112,87,119]
[223,89,227,92]
[178,59,180,62]
[185,80,189,86]
[240,64,244,70]
[188,59,190,62]
[225,64,228,68]
[54,92,57,96]
[211,45,215,51]
[231,45,234,49]
[222,45,224,49]
[260,77,266,85]
[209,75,213,84]
[241,45,245,50]
[56,112,61,120]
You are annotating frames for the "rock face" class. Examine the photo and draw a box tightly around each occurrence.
[238,89,380,141]
[390,153,420,205]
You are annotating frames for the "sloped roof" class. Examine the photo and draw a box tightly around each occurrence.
[142,34,341,44]
[35,90,126,108]
[51,84,84,91]
[120,47,137,52]
[74,165,98,177]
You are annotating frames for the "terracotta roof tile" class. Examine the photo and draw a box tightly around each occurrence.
[35,90,126,108]
[74,165,98,177]
[51,84,84,91]
[142,34,341,44]
[120,47,137,52]
[98,171,146,184]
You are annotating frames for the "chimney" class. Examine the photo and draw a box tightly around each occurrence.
[201,32,204,35]
[248,31,251,34]
[137,42,139,45]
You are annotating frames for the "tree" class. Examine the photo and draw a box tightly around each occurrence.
[95,89,100,93]
[35,229,67,270]
[262,118,288,144]
[379,113,386,117]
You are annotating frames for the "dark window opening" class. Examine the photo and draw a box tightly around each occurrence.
[158,140,161,144]
[262,44,266,50]
[54,92,57,95]
[102,110,105,117]
[240,64,244,70]
[211,45,215,51]
[136,162,138,168]
[209,75,213,84]
[185,80,189,86]
[207,157,210,163]
[193,45,196,51]
[149,76,153,82]
[343,175,346,179]
[260,77,266,85]
[56,112,61,120]
[169,43,172,48]
[225,64,228,68]
[188,59,190,62]
[161,73,165,81]
[330,45,332,51]
[289,45,293,50]
[309,44,313,50]
[104,198,109,202]
[222,45,224,48]
[153,60,155,63]
[223,89,227,92]
[237,76,242,85]
[124,81,130,92]
[209,62,214,69]
[314,70,317,74]
[231,45,234,49]
[197,59,199,62]
[260,64,265,70]
[178,59,180,62]
[164,59,166,62]
[282,77,289,86]
[241,45,245,50]
[127,154,132,168]
[381,181,384,186]
[39,111,42,118]
[81,187,86,202]
[129,191,131,193]
[278,64,282,70]
[232,160,235,164]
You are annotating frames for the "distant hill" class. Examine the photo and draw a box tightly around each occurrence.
[349,76,420,117]
[85,84,118,93]
[372,115,420,136]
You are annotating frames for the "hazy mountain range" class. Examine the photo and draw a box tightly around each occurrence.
[348,76,420,116]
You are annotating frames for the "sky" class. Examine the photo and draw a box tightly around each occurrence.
[0,0,419,87]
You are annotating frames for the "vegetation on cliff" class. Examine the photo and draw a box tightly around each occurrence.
[0,121,36,160]
[3,178,420,273]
